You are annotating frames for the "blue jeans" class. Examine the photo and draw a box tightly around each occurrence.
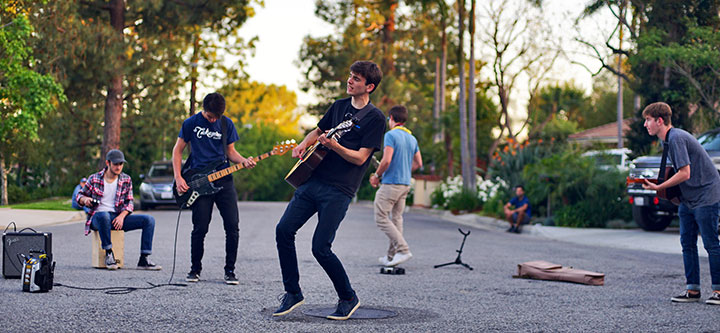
[678,202,720,291]
[276,179,355,300]
[91,211,155,255]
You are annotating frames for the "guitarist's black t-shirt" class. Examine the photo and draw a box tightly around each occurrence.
[312,97,386,197]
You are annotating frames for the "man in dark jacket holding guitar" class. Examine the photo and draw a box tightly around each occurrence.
[641,102,720,305]
[172,92,256,285]
[273,61,386,320]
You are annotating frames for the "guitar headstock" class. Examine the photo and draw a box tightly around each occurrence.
[328,119,356,141]
[272,140,297,156]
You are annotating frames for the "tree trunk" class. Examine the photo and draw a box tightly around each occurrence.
[445,130,454,177]
[0,153,7,206]
[381,0,398,75]
[457,0,471,190]
[433,57,442,143]
[101,0,125,168]
[468,0,477,187]
[616,0,625,149]
[189,34,201,116]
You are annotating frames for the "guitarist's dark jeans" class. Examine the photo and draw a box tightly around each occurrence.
[190,176,239,274]
[678,202,720,291]
[276,179,356,300]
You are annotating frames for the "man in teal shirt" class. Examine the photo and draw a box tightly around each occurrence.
[370,105,423,267]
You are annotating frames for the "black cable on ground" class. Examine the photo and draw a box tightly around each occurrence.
[54,207,187,295]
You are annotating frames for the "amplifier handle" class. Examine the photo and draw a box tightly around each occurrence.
[4,221,17,233]
[18,227,38,233]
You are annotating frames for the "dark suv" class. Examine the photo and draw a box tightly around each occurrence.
[627,128,720,231]
[138,161,175,210]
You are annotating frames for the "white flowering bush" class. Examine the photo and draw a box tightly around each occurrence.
[431,175,508,210]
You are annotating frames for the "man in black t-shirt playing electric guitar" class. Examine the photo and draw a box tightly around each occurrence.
[273,61,386,320]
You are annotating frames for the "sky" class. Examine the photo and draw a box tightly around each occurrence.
[232,0,618,123]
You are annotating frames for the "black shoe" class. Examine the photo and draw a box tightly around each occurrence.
[105,252,118,270]
[513,227,522,234]
[671,290,701,303]
[186,271,200,282]
[224,272,239,285]
[327,296,360,320]
[506,226,515,233]
[137,256,162,270]
[706,292,720,305]
[272,292,305,317]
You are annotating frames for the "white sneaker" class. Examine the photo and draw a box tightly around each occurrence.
[386,252,412,266]
[378,256,391,266]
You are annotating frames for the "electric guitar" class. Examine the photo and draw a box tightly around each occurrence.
[173,141,296,208]
[626,166,682,205]
[284,119,357,188]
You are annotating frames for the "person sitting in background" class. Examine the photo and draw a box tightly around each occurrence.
[71,177,90,214]
[77,149,161,271]
[504,185,531,234]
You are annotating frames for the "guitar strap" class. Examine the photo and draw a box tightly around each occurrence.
[221,116,228,162]
[349,102,376,125]
[658,128,672,183]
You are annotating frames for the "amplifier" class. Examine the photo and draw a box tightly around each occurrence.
[3,231,52,279]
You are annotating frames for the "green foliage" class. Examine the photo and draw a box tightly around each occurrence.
[487,138,560,195]
[527,83,591,137]
[221,80,302,137]
[7,184,54,205]
[625,1,720,155]
[9,197,76,211]
[231,122,300,201]
[0,1,257,203]
[446,187,481,212]
[522,149,631,228]
[481,192,506,219]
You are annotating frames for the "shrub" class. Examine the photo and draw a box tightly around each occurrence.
[523,149,631,228]
[431,175,506,211]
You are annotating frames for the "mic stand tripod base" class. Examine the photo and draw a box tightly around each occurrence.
[380,266,405,275]
[434,228,474,270]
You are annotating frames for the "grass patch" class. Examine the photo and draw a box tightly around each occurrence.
[9,197,77,211]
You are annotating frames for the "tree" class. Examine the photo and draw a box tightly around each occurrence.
[70,0,254,168]
[467,0,477,188]
[14,1,256,191]
[456,0,472,189]
[578,0,719,155]
[479,0,559,160]
[221,80,302,138]
[527,83,592,141]
[0,13,65,205]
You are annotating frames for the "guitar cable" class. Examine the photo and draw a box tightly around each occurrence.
[54,208,187,295]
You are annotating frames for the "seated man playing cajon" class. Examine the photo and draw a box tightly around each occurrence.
[77,149,161,270]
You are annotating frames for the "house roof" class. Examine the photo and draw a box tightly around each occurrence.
[568,118,632,143]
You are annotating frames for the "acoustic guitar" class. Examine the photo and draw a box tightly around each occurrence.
[284,119,357,188]
[173,141,296,208]
[626,166,682,205]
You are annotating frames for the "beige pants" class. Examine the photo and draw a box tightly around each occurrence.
[374,184,411,258]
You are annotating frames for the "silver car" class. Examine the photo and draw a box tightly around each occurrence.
[139,161,176,210]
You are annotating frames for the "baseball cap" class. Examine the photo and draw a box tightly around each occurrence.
[106,149,127,164]
[80,177,87,182]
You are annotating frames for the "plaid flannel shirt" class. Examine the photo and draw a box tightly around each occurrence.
[76,168,134,235]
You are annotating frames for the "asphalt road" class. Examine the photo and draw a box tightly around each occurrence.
[2,201,719,332]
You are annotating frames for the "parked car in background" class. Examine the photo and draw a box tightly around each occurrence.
[582,148,631,171]
[139,161,176,210]
[627,128,720,231]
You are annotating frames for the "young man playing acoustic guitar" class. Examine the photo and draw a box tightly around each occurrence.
[172,92,256,285]
[641,102,720,305]
[273,61,386,320]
